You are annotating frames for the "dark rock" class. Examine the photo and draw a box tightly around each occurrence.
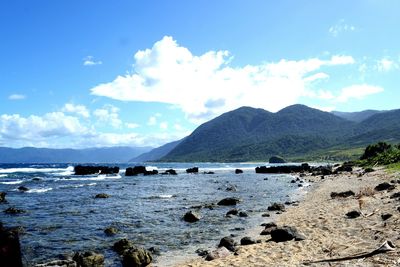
[125,166,147,176]
[144,170,158,176]
[298,184,303,187]
[381,213,393,221]
[0,192,6,203]
[17,186,29,192]
[94,193,110,199]
[261,222,277,228]
[261,213,270,217]
[270,226,306,242]
[260,222,277,235]
[375,182,395,191]
[397,207,400,212]
[290,180,296,183]
[267,202,285,212]
[195,248,208,257]
[218,236,237,252]
[183,211,201,223]
[364,167,374,173]
[113,239,134,255]
[226,185,237,192]
[226,209,238,216]
[311,165,333,176]
[269,156,286,164]
[0,223,23,267]
[32,178,41,181]
[74,165,119,175]
[205,247,231,261]
[240,237,257,245]
[335,162,353,173]
[217,197,240,206]
[122,246,152,267]
[238,211,248,217]
[346,210,361,219]
[256,164,310,174]
[235,169,243,174]
[147,247,160,256]
[390,192,400,199]
[330,190,355,198]
[203,171,214,174]
[186,167,199,173]
[161,169,177,175]
[4,207,25,214]
[72,251,104,267]
[104,227,119,236]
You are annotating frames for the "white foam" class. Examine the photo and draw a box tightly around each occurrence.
[0,174,7,178]
[0,180,24,185]
[0,166,73,174]
[54,166,74,176]
[26,188,53,193]
[67,174,122,181]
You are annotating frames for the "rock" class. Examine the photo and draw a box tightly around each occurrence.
[217,197,240,206]
[390,192,400,199]
[226,209,239,216]
[17,186,29,192]
[235,169,243,174]
[147,247,160,256]
[195,248,209,257]
[0,192,6,203]
[267,202,285,212]
[260,222,277,235]
[225,185,237,192]
[261,213,270,217]
[240,237,257,245]
[125,166,146,176]
[375,182,395,191]
[346,210,361,219]
[268,156,286,164]
[330,190,355,198]
[238,211,248,217]
[122,246,153,267]
[203,171,214,174]
[256,163,310,174]
[311,165,333,176]
[113,239,134,255]
[205,247,231,261]
[218,236,237,252]
[4,207,25,214]
[73,251,104,267]
[0,223,23,267]
[334,162,353,173]
[290,180,296,183]
[104,227,118,236]
[183,211,201,223]
[381,213,393,221]
[94,193,110,199]
[270,226,305,242]
[186,167,199,173]
[74,165,119,175]
[161,169,177,175]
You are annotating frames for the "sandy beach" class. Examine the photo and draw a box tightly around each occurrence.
[176,167,400,266]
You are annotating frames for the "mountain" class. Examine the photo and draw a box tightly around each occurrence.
[332,110,383,122]
[0,146,152,163]
[161,105,400,162]
[130,139,182,162]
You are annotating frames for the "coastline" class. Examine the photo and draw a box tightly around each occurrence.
[175,167,400,266]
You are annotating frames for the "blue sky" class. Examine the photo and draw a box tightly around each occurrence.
[1,0,399,148]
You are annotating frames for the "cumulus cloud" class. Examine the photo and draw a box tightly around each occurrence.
[93,105,122,128]
[125,122,140,129]
[62,103,90,118]
[376,58,398,72]
[90,36,356,123]
[336,84,384,102]
[8,94,26,100]
[83,56,102,66]
[329,19,356,37]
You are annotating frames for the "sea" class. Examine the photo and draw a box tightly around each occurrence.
[0,162,309,266]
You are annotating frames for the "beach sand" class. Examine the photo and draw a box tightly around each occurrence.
[175,167,400,266]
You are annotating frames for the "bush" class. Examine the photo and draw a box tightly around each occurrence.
[360,142,392,160]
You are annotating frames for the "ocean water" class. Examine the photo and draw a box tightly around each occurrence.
[0,163,306,266]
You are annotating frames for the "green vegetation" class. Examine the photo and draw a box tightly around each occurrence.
[358,141,400,168]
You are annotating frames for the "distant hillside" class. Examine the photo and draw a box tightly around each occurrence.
[332,110,383,122]
[161,105,400,162]
[130,139,182,162]
[0,146,152,163]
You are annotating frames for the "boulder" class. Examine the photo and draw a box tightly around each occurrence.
[218,236,237,252]
[94,193,110,199]
[205,247,231,261]
[122,246,152,267]
[74,165,119,175]
[72,251,104,267]
[240,237,257,245]
[0,223,23,267]
[267,203,285,212]
[268,156,286,164]
[235,169,243,174]
[330,190,355,198]
[375,182,395,191]
[0,192,6,203]
[260,222,277,235]
[346,210,361,219]
[217,197,240,206]
[104,227,119,236]
[183,211,201,223]
[270,226,305,242]
[125,166,147,176]
[186,167,199,173]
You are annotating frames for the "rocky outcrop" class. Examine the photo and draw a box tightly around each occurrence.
[269,156,286,164]
[74,165,119,175]
[256,163,310,174]
[183,211,201,223]
[217,197,240,206]
[0,223,23,267]
[72,251,104,267]
[186,167,199,173]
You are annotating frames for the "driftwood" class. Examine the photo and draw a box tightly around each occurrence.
[304,240,395,264]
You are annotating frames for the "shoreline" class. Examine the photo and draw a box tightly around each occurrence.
[175,167,400,266]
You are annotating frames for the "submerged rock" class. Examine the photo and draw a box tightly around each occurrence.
[94,193,110,199]
[4,207,26,215]
[217,197,240,206]
[17,186,29,192]
[73,251,104,267]
[0,192,6,203]
[270,226,306,242]
[183,211,201,223]
[104,227,119,236]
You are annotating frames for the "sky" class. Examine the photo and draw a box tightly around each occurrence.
[1,0,399,149]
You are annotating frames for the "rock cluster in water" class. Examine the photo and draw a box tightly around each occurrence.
[74,165,119,175]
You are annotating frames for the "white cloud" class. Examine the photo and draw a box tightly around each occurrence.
[336,84,384,102]
[147,116,157,126]
[125,122,140,129]
[83,56,102,66]
[62,103,90,118]
[93,105,122,128]
[376,58,397,72]
[8,94,26,100]
[91,36,356,124]
[159,122,168,130]
[329,19,356,37]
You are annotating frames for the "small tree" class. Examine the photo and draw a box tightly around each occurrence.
[360,142,392,160]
